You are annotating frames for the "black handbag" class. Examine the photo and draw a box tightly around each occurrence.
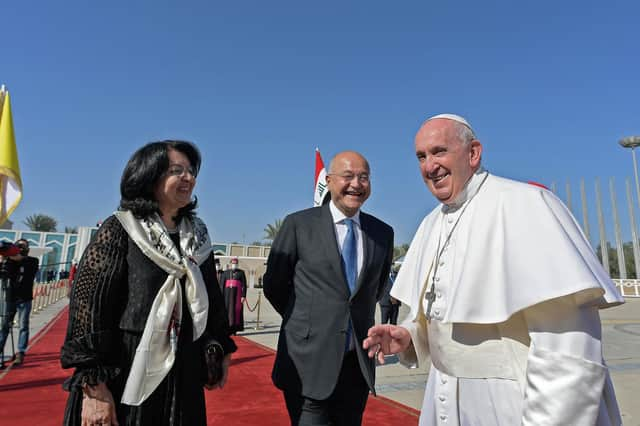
[203,341,225,386]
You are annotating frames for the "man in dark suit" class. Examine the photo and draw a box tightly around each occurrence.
[264,151,394,425]
[379,269,401,325]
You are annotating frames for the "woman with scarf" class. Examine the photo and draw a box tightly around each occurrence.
[61,140,237,425]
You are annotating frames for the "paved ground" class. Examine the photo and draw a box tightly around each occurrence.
[241,288,640,425]
[7,289,639,424]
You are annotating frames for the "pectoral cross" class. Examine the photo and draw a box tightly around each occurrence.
[424,285,436,322]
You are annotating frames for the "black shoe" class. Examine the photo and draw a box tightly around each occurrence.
[14,352,24,365]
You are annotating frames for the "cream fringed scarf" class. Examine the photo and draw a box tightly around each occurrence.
[114,210,213,406]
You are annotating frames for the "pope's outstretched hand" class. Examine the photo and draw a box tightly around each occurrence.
[363,324,412,365]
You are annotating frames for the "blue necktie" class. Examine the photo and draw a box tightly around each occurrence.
[342,218,357,293]
[342,218,357,350]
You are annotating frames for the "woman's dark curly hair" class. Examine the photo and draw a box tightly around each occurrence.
[119,140,201,222]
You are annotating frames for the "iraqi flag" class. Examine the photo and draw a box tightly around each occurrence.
[314,148,330,206]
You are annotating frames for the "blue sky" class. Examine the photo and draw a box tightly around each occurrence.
[3,1,639,245]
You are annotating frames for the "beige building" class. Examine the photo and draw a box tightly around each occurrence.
[214,243,270,288]
[73,227,271,288]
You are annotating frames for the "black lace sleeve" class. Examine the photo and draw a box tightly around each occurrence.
[60,215,128,390]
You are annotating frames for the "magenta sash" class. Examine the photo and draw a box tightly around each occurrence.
[225,279,242,288]
[225,279,243,324]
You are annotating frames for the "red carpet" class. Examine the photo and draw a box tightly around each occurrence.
[0,308,69,425]
[208,337,420,425]
[0,308,419,425]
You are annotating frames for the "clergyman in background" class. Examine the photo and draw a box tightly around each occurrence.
[222,257,247,334]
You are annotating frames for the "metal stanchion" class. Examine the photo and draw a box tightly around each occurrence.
[254,291,263,330]
[34,284,43,313]
[44,283,51,308]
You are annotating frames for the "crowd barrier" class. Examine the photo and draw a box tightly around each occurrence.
[31,279,70,314]
[243,290,264,330]
[613,279,640,298]
[22,279,635,321]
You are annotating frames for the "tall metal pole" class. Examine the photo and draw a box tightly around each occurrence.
[565,181,573,213]
[580,179,591,244]
[619,136,640,210]
[619,136,640,278]
[626,178,640,278]
[595,178,610,274]
[609,178,626,279]
[632,148,640,211]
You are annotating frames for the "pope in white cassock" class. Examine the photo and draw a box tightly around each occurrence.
[363,114,624,425]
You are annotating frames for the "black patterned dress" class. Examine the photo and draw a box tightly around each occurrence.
[60,215,236,426]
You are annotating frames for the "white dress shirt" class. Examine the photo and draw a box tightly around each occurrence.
[330,201,365,351]
[329,201,364,277]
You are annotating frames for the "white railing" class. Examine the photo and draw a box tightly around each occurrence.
[613,279,640,298]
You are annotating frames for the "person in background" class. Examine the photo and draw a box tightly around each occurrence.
[363,114,624,425]
[215,258,224,293]
[61,140,237,426]
[68,261,78,285]
[0,239,39,366]
[222,257,247,334]
[379,268,401,325]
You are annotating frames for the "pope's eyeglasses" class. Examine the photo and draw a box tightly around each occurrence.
[166,164,197,178]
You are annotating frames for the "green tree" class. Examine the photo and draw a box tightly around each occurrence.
[393,243,410,261]
[23,214,57,232]
[264,219,283,242]
[64,226,78,234]
[596,241,636,279]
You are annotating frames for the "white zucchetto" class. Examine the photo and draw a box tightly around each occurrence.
[425,113,474,133]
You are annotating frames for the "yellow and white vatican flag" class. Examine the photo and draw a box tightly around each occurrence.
[0,87,22,226]
[313,148,330,206]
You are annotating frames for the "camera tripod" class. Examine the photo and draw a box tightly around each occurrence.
[0,276,16,369]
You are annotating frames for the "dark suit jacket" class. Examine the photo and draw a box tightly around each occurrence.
[379,273,401,307]
[263,204,394,400]
[6,256,39,302]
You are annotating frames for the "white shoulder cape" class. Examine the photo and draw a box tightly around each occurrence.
[391,173,624,324]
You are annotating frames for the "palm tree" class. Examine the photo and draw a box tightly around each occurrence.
[23,214,58,232]
[263,219,283,243]
[393,243,410,261]
[64,226,78,234]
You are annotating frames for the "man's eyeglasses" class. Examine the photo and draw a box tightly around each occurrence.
[329,173,370,183]
[166,164,197,178]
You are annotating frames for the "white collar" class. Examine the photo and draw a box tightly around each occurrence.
[443,167,488,212]
[329,200,361,226]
